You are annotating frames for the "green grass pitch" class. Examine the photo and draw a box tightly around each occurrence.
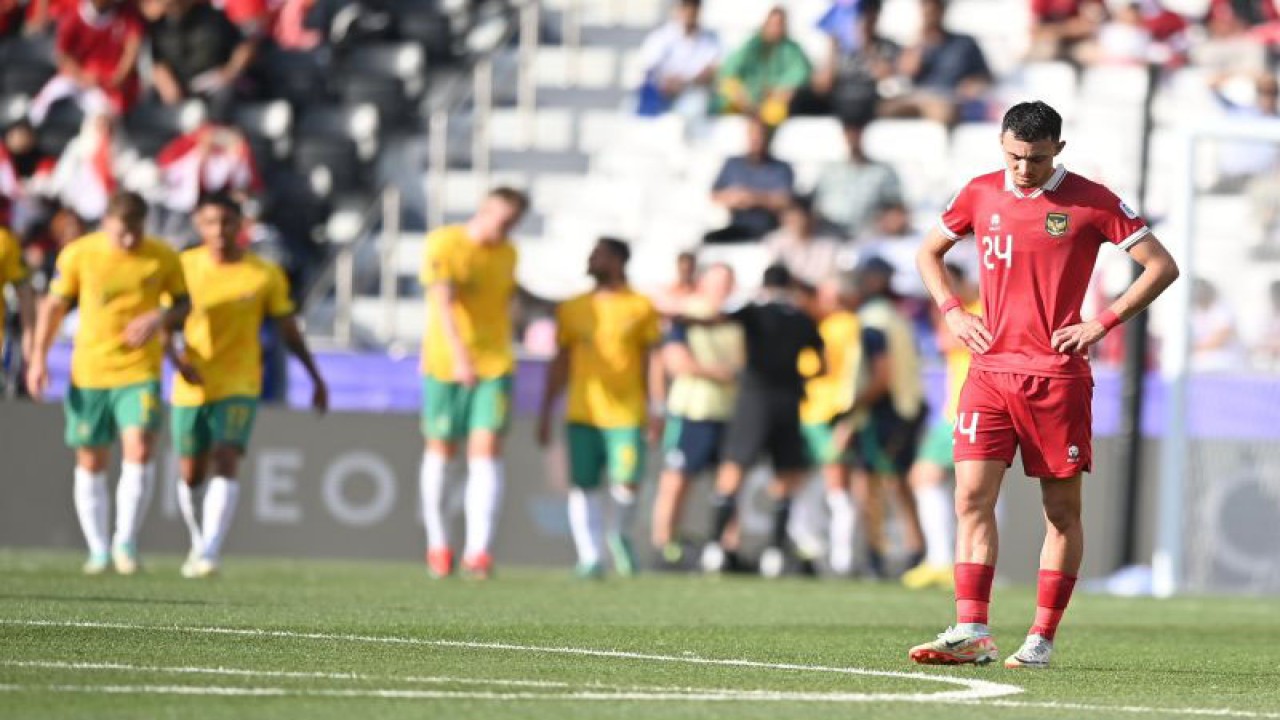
[1,549,1277,719]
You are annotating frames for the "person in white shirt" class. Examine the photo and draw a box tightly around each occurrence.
[636,0,721,130]
[1190,277,1246,372]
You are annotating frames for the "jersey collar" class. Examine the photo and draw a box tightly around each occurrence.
[1004,165,1067,199]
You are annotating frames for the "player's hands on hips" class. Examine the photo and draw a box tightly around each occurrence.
[943,308,993,354]
[1052,320,1107,355]
[535,414,553,448]
[174,359,202,385]
[123,310,164,349]
[25,360,47,401]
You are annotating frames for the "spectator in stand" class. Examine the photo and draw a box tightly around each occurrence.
[1190,277,1246,372]
[22,205,83,295]
[812,118,903,239]
[0,120,55,235]
[704,115,794,243]
[1026,0,1105,62]
[1257,280,1280,369]
[213,0,273,37]
[718,6,811,127]
[635,0,720,129]
[855,201,929,298]
[1209,72,1280,257]
[147,0,258,118]
[880,0,992,125]
[793,0,898,124]
[763,195,843,288]
[155,120,263,243]
[29,0,145,124]
[1195,0,1274,73]
[45,110,127,223]
[272,0,321,50]
[1076,0,1190,68]
[653,251,700,315]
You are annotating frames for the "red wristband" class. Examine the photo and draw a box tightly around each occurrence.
[938,297,962,316]
[1097,309,1121,332]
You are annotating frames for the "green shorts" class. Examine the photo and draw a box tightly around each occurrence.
[170,397,260,457]
[917,419,956,471]
[64,380,163,448]
[567,423,646,489]
[802,421,855,467]
[422,375,513,442]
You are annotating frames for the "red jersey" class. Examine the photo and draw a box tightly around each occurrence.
[56,2,143,86]
[939,166,1149,379]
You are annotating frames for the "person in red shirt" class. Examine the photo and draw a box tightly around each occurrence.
[1028,0,1105,61]
[29,0,144,125]
[909,101,1179,669]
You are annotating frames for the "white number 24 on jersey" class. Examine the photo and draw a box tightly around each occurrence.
[981,235,1013,270]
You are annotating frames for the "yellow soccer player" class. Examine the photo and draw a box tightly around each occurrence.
[0,220,36,382]
[169,194,328,579]
[420,187,528,580]
[537,237,664,579]
[27,191,190,576]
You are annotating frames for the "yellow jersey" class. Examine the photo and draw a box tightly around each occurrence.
[800,311,863,425]
[420,225,517,381]
[557,288,662,428]
[49,232,186,389]
[942,299,983,422]
[172,247,295,406]
[0,228,29,346]
[858,296,923,419]
[664,299,743,422]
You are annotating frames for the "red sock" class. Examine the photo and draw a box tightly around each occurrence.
[1030,569,1078,641]
[954,562,995,625]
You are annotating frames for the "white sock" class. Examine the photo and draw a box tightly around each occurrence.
[567,488,604,566]
[826,489,856,575]
[609,485,637,538]
[73,467,110,556]
[420,451,449,551]
[463,457,504,559]
[113,461,155,547]
[917,483,955,566]
[176,482,205,556]
[200,477,240,561]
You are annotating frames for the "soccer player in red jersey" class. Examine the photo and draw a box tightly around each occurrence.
[909,101,1179,668]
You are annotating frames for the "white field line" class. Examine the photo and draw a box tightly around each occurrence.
[4,620,1279,718]
[0,618,1019,702]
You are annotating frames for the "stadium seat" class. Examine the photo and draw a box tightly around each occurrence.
[489,108,574,152]
[124,101,205,157]
[339,42,427,99]
[294,136,362,198]
[862,118,950,207]
[772,117,844,166]
[391,0,454,61]
[1019,62,1079,121]
[233,100,293,160]
[297,103,381,161]
[2,62,54,99]
[339,75,408,128]
[36,100,84,157]
[260,49,330,108]
[0,95,28,126]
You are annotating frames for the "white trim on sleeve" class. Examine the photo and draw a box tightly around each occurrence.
[1116,226,1151,251]
[937,218,963,241]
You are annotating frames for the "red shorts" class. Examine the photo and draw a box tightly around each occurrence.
[952,370,1093,479]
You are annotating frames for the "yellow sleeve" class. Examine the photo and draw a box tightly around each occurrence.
[420,230,456,286]
[265,263,296,318]
[641,302,662,347]
[555,301,574,350]
[0,231,28,285]
[48,243,80,300]
[162,247,188,299]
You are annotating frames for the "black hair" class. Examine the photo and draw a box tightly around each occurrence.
[597,236,631,264]
[860,0,883,15]
[762,263,792,289]
[679,0,701,8]
[106,191,148,223]
[1001,101,1063,143]
[489,186,530,215]
[197,193,242,215]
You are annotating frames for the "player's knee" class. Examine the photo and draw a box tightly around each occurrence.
[1043,500,1081,533]
[210,445,242,478]
[77,448,110,473]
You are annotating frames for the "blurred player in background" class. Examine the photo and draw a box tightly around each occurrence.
[902,262,980,590]
[0,219,35,389]
[911,101,1179,668]
[538,238,664,578]
[799,275,875,576]
[419,187,528,580]
[698,264,823,578]
[169,194,328,578]
[849,257,927,578]
[651,263,741,567]
[26,191,189,575]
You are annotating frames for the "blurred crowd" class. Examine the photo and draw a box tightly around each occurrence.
[631,0,1280,373]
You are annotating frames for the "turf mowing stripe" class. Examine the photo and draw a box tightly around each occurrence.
[0,619,1022,701]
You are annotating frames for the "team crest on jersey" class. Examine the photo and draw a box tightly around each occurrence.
[1068,445,1081,463]
[1045,212,1069,237]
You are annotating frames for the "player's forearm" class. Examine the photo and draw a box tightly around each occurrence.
[917,230,959,307]
[280,317,324,385]
[32,296,68,363]
[162,296,191,331]
[111,37,141,86]
[17,283,35,360]
[539,353,569,421]
[224,42,257,81]
[1106,249,1179,323]
[647,351,667,409]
